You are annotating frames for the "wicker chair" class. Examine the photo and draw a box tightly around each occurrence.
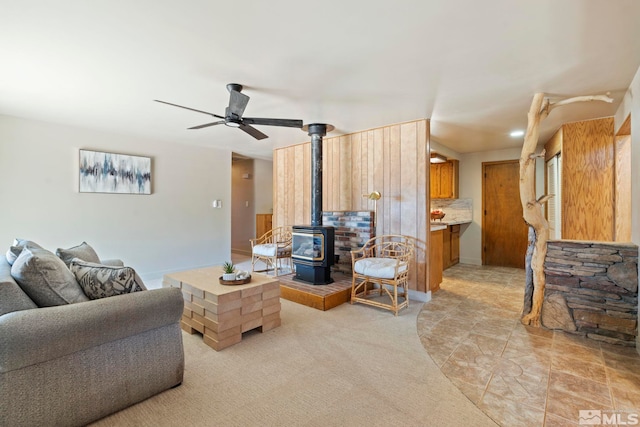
[350,235,415,316]
[250,226,293,277]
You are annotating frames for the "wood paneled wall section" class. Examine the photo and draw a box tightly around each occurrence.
[273,119,430,292]
[544,127,562,162]
[615,134,632,242]
[562,117,615,241]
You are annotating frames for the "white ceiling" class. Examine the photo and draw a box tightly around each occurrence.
[1,1,639,159]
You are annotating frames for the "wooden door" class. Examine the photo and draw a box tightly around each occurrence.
[482,160,528,268]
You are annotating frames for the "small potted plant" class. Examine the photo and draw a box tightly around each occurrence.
[222,261,236,281]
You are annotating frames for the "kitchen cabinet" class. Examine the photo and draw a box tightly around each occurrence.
[430,160,459,199]
[442,224,460,269]
[429,229,444,291]
[255,213,273,239]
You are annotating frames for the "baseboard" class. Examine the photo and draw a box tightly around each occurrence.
[459,257,482,265]
[409,289,431,303]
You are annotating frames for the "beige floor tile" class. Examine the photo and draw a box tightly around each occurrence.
[553,331,602,350]
[551,340,603,365]
[543,412,579,426]
[546,387,613,423]
[485,361,548,407]
[548,370,612,407]
[551,353,608,384]
[478,390,546,427]
[606,366,640,390]
[417,264,640,427]
[611,385,640,410]
[440,356,494,389]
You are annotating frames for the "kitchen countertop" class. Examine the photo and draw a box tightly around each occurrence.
[430,220,471,229]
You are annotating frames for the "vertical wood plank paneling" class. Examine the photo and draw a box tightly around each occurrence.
[373,128,384,235]
[351,132,362,210]
[285,148,295,227]
[274,149,286,228]
[273,119,430,292]
[322,137,329,211]
[400,122,419,290]
[367,130,375,199]
[389,125,402,235]
[562,117,614,241]
[331,137,341,211]
[294,144,304,225]
[360,132,368,211]
[417,120,428,292]
[615,134,632,241]
[339,135,352,209]
[383,127,391,236]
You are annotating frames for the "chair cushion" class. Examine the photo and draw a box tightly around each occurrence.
[354,257,406,279]
[253,244,290,257]
[69,259,146,300]
[56,241,101,267]
[11,247,90,306]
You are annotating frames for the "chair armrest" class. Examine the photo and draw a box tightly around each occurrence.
[0,287,183,373]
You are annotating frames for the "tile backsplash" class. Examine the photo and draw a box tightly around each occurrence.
[431,198,473,224]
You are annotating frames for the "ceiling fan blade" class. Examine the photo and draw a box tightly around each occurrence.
[239,123,268,140]
[242,117,303,128]
[154,100,224,119]
[228,90,250,117]
[188,120,226,130]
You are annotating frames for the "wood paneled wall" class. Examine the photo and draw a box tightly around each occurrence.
[273,119,430,292]
[562,117,615,241]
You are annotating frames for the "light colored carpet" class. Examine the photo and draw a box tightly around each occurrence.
[91,296,497,427]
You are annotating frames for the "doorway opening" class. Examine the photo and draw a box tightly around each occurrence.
[482,160,528,268]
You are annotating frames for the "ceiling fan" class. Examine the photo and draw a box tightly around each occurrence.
[154,83,303,140]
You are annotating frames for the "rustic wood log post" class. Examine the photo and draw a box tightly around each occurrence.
[519,92,613,326]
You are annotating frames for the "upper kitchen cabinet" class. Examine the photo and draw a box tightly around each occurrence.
[430,159,459,199]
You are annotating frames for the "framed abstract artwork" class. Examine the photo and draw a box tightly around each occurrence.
[79,149,151,194]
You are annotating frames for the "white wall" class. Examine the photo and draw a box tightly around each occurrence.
[458,147,544,265]
[0,115,231,280]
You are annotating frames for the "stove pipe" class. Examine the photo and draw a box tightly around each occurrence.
[304,123,334,226]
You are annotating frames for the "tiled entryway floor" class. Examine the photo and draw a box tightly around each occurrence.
[417,263,640,426]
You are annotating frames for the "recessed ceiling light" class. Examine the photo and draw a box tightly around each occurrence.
[510,130,525,137]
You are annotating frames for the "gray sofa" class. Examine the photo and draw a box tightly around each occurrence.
[0,253,185,426]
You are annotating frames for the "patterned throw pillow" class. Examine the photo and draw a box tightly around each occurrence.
[69,259,147,300]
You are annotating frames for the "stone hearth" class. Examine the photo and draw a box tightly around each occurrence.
[542,240,638,346]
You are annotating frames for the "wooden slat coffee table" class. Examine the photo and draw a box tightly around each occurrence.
[163,266,281,350]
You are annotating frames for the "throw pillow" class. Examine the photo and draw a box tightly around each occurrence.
[69,259,146,300]
[56,241,101,267]
[10,247,90,306]
[5,239,43,266]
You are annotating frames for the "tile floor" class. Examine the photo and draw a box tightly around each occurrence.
[417,263,640,427]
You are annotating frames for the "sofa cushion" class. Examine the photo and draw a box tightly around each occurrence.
[69,259,146,300]
[56,241,101,267]
[10,247,90,306]
[0,260,38,315]
[5,239,42,266]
